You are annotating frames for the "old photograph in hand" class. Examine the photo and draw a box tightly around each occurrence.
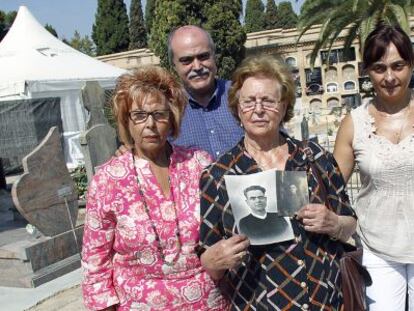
[224,170,308,245]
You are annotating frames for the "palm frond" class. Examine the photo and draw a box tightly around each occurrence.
[387,4,409,32]
[359,10,380,45]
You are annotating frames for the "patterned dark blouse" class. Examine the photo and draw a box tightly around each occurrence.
[198,134,356,311]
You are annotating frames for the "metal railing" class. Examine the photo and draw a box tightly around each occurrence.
[346,166,361,205]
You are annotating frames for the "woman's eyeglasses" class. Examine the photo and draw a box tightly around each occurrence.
[129,110,170,124]
[239,99,282,112]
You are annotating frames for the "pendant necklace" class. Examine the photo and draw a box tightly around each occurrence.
[375,101,413,143]
[133,154,181,267]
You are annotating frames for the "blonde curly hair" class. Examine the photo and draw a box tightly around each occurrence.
[112,66,187,144]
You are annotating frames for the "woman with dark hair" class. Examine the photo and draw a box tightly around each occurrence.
[334,23,414,310]
[198,54,357,310]
[81,66,228,310]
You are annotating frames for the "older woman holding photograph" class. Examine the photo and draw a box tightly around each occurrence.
[81,66,228,310]
[334,23,414,310]
[198,55,357,310]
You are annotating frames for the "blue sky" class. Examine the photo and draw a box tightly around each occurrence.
[0,0,303,40]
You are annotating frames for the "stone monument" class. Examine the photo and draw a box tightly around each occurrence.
[0,127,83,287]
[80,81,117,182]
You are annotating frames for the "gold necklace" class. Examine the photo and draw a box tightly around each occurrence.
[133,154,181,266]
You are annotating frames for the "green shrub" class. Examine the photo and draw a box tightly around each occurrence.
[71,165,88,200]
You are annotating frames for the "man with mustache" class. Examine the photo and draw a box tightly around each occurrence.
[168,25,243,158]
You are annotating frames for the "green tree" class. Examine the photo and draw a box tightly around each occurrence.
[149,1,189,69]
[264,0,279,30]
[45,23,58,37]
[245,0,265,33]
[129,0,147,49]
[149,0,208,69]
[92,0,129,55]
[298,0,413,68]
[0,11,6,39]
[145,0,156,34]
[204,1,246,78]
[149,0,245,78]
[69,31,96,56]
[276,1,298,29]
[0,10,17,41]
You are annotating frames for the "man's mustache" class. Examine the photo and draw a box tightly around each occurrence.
[188,68,210,80]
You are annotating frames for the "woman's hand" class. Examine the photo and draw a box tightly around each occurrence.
[200,235,250,280]
[296,203,340,237]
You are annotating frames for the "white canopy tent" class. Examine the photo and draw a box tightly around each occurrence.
[0,6,125,168]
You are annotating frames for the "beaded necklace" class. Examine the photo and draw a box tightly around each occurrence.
[133,153,181,266]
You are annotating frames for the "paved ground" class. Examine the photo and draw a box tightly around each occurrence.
[27,284,85,311]
[0,268,84,311]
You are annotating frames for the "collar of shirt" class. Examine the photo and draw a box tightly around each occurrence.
[187,79,224,111]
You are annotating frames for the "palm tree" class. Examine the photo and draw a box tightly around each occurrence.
[297,0,414,68]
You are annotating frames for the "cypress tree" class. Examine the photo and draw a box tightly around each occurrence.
[244,0,265,33]
[0,10,17,41]
[145,0,156,34]
[149,0,188,69]
[276,1,298,29]
[92,0,129,55]
[204,0,246,79]
[149,0,207,69]
[264,0,278,30]
[45,23,58,38]
[129,0,147,49]
[149,0,246,79]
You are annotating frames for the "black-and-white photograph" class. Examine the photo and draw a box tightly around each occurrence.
[224,170,295,245]
[276,171,309,217]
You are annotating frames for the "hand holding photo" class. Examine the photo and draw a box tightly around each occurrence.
[224,170,295,245]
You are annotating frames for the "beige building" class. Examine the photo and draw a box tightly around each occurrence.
[97,19,414,149]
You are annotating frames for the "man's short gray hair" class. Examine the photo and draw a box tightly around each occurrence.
[167,25,216,66]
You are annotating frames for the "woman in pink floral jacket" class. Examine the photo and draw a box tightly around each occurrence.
[81,66,229,311]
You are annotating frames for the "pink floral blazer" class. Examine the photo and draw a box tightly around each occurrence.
[81,145,228,310]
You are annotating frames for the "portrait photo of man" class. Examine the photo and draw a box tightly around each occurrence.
[238,185,294,245]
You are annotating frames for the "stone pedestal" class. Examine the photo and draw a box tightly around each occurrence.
[0,225,83,287]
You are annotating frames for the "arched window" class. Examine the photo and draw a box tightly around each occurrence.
[325,66,338,82]
[342,64,356,81]
[344,81,356,90]
[326,83,338,93]
[327,97,340,108]
[310,99,322,113]
[285,56,297,67]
